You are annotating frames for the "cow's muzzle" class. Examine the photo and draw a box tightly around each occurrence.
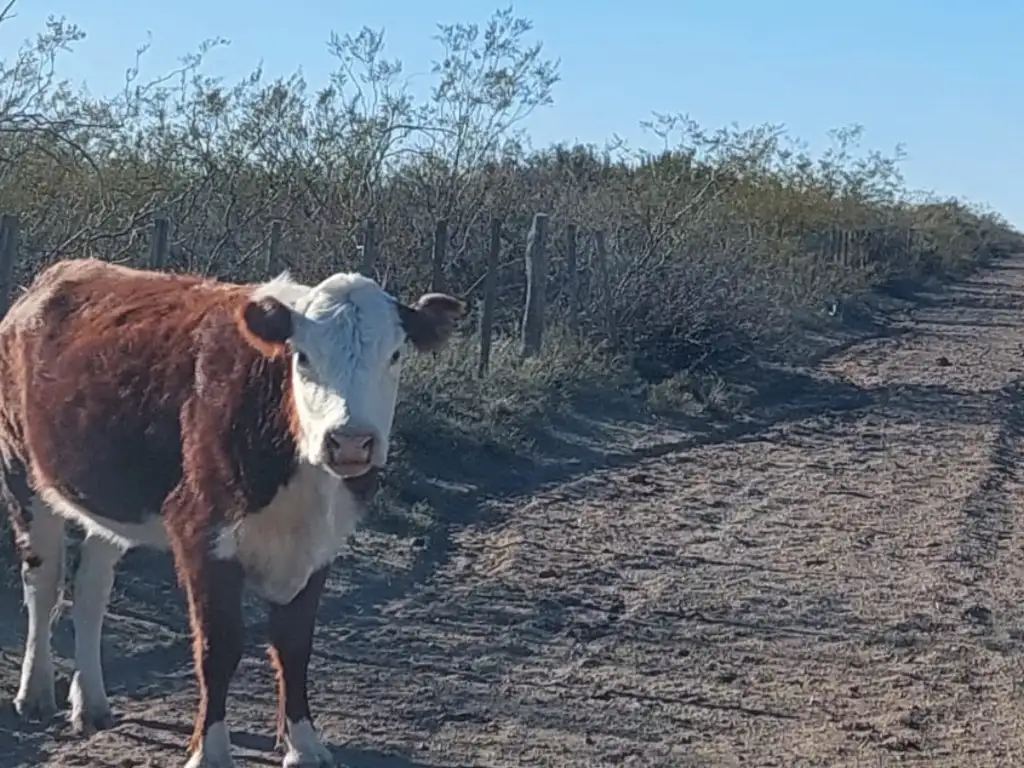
[322,427,376,479]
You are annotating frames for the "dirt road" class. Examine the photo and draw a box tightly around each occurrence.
[4,256,1024,767]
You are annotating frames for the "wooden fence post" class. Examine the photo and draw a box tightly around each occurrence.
[478,216,501,377]
[565,222,578,333]
[149,216,170,270]
[360,219,377,277]
[266,220,283,275]
[594,229,616,350]
[0,214,19,320]
[431,218,447,292]
[520,212,549,358]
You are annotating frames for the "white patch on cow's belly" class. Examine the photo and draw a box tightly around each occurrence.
[39,488,169,550]
[211,464,360,604]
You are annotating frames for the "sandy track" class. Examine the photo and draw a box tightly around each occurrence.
[5,258,1024,767]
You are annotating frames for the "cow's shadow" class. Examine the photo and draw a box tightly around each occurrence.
[117,717,440,767]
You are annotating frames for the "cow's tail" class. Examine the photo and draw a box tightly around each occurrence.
[0,450,39,567]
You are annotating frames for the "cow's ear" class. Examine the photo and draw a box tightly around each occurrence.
[397,293,465,353]
[238,296,294,356]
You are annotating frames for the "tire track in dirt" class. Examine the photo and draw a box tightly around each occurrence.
[920,266,1024,768]
[811,261,1024,768]
[951,381,1024,579]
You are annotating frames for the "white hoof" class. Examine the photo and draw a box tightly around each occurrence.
[282,719,334,767]
[184,722,235,768]
[69,671,114,735]
[13,659,58,723]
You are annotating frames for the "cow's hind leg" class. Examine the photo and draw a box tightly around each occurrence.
[13,497,66,722]
[70,534,123,734]
[268,566,333,768]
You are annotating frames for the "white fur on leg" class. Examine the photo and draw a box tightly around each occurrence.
[282,719,334,767]
[13,501,65,722]
[184,721,235,768]
[70,534,123,734]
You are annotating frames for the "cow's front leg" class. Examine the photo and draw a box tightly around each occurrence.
[176,552,245,768]
[268,566,333,768]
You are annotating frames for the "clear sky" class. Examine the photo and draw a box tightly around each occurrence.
[2,0,1021,228]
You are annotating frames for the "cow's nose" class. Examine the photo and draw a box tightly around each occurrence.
[323,428,375,477]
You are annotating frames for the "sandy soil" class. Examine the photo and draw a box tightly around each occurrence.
[5,257,1024,767]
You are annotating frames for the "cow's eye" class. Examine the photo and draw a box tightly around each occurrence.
[295,350,310,369]
[389,349,401,366]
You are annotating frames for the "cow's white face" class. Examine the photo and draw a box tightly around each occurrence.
[239,272,464,479]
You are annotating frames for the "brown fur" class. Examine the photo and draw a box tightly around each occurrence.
[0,258,301,752]
[398,292,466,352]
[0,259,296,533]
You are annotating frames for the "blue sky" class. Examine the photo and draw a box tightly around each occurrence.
[3,0,1021,228]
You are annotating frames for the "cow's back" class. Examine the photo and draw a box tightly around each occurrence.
[0,259,253,523]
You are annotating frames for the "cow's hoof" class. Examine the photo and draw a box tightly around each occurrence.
[12,690,58,724]
[283,752,334,768]
[70,673,114,735]
[184,750,236,768]
[13,661,59,725]
[282,743,334,767]
[185,722,235,768]
[282,719,334,767]
[71,705,114,736]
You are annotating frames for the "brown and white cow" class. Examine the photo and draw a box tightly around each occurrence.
[0,258,464,767]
